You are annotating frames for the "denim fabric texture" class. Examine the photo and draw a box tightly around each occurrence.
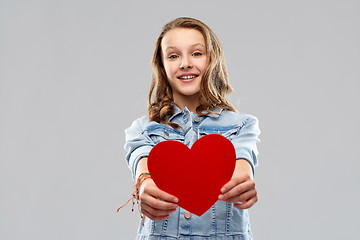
[124,105,260,240]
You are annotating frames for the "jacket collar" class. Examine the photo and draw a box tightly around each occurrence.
[169,103,223,121]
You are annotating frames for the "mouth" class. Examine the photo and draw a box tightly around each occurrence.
[177,74,199,82]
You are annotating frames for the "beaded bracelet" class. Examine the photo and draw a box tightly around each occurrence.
[117,172,152,225]
[135,173,151,199]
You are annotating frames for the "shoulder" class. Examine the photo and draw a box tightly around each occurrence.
[125,115,150,134]
[126,115,176,134]
[132,115,150,127]
[199,110,260,139]
[211,110,259,128]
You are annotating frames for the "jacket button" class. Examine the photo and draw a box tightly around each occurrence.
[194,116,200,122]
[184,211,191,219]
[164,130,169,136]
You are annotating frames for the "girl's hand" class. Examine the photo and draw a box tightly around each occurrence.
[138,178,179,220]
[218,160,258,209]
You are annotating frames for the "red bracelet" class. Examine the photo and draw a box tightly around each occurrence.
[135,173,151,200]
[117,173,150,209]
[116,173,151,226]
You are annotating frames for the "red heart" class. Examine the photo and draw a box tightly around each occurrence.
[147,134,236,216]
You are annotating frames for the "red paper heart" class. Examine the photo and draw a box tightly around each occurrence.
[147,134,236,216]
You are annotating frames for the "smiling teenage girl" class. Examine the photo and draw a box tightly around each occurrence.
[124,17,260,240]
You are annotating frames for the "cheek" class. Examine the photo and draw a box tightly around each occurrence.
[164,62,177,79]
[197,58,208,74]
[201,63,208,73]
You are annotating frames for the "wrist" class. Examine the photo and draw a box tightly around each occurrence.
[235,159,253,179]
[135,173,152,199]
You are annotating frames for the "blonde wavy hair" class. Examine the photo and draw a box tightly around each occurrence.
[148,17,236,128]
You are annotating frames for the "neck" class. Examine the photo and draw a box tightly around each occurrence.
[173,93,200,113]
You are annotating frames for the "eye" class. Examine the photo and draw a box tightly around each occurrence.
[168,54,178,59]
[192,52,202,57]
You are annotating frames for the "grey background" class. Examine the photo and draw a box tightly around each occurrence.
[1,0,359,239]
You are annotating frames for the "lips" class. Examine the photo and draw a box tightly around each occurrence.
[177,74,199,83]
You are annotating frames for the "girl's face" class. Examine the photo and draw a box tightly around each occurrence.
[161,28,208,103]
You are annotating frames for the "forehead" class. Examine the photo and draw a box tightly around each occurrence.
[161,28,206,50]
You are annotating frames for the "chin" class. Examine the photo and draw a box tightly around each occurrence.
[180,91,200,97]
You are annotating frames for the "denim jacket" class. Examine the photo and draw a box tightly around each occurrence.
[124,105,260,240]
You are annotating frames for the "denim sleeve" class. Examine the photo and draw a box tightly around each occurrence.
[124,117,155,179]
[232,115,261,175]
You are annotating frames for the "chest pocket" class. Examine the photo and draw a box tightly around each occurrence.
[199,125,240,140]
[145,126,184,144]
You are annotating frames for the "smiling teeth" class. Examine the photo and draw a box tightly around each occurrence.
[179,75,196,79]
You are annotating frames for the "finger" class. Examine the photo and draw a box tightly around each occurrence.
[140,179,178,204]
[140,193,178,210]
[219,180,255,201]
[221,188,257,203]
[141,208,170,221]
[234,197,258,209]
[141,201,177,217]
[220,177,245,194]
[151,187,179,204]
[221,172,253,194]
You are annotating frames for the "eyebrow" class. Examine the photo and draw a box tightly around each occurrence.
[164,43,206,51]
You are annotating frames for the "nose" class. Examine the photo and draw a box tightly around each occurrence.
[180,56,192,69]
